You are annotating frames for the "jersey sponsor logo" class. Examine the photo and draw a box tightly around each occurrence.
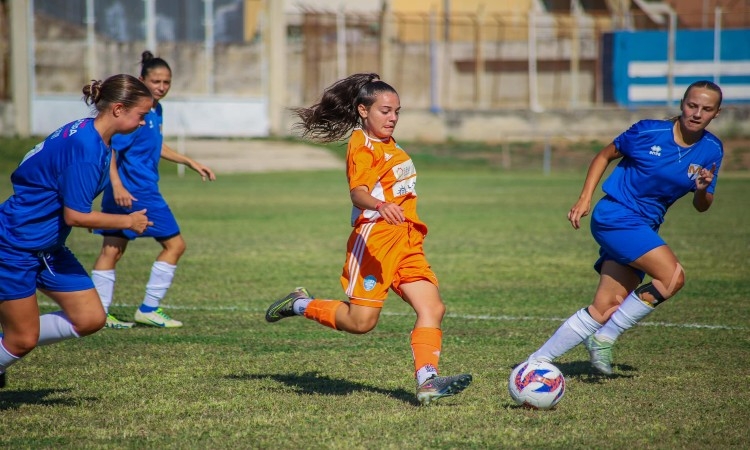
[649,145,662,156]
[64,118,87,138]
[391,160,417,197]
[392,160,415,181]
[363,275,377,291]
[392,178,417,197]
[687,163,703,180]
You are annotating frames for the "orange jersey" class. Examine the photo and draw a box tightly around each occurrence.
[346,128,427,234]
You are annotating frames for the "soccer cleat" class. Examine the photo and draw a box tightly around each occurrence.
[265,287,311,323]
[105,313,135,329]
[584,335,615,375]
[416,373,473,406]
[295,286,314,299]
[134,308,183,328]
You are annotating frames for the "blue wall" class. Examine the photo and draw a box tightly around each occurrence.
[609,29,750,107]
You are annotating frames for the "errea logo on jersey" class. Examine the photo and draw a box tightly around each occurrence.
[649,145,662,156]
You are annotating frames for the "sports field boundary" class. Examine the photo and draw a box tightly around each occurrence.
[37,300,746,331]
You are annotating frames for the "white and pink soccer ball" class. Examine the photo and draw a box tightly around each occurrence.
[508,360,566,410]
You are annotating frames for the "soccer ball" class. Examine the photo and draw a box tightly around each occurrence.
[508,360,566,410]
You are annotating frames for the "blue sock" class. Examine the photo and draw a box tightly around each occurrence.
[139,304,158,313]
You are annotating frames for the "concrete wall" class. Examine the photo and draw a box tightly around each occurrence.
[286,106,750,143]
[4,96,745,143]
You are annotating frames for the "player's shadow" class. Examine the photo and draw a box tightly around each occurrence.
[554,361,638,382]
[0,388,96,411]
[227,371,418,405]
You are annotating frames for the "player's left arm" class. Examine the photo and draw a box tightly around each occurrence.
[160,143,216,181]
[692,162,717,212]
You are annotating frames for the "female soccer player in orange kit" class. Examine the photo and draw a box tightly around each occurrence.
[265,73,472,405]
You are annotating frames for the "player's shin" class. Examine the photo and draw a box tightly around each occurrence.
[411,327,442,385]
[529,308,601,362]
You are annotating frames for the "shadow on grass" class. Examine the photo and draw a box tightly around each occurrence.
[556,360,637,382]
[0,388,94,411]
[505,360,637,383]
[226,371,419,405]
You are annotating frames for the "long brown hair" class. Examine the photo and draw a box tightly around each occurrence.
[293,73,398,143]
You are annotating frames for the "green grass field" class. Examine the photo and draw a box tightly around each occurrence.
[0,137,748,449]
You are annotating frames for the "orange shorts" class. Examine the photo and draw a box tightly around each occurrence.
[340,221,438,308]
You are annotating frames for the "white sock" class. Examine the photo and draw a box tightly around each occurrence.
[293,297,314,315]
[529,308,602,362]
[38,311,80,346]
[92,269,116,312]
[0,339,21,373]
[416,364,439,385]
[142,261,176,308]
[596,292,654,342]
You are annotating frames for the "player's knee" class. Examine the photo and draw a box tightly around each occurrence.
[430,302,446,321]
[344,310,379,334]
[4,332,39,356]
[589,294,621,322]
[648,263,686,303]
[74,310,107,336]
[174,240,187,257]
[100,242,126,261]
[163,237,186,259]
[348,316,379,334]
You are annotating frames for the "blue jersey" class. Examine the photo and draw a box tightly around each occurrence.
[0,118,111,251]
[603,119,723,227]
[103,103,166,206]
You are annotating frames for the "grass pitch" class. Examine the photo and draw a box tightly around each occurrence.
[0,137,748,449]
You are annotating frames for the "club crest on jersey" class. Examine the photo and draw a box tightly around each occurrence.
[649,145,662,156]
[363,275,377,291]
[687,163,703,180]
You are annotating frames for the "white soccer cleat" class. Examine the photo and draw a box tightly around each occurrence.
[134,308,183,328]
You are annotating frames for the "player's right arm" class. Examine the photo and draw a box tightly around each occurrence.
[568,142,621,229]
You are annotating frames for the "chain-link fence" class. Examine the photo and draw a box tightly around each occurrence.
[1,0,748,139]
[1,1,744,108]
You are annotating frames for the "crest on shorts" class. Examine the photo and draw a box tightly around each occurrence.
[363,275,377,291]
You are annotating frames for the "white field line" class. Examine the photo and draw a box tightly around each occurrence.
[38,301,747,331]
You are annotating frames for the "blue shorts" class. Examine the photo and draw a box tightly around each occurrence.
[0,245,94,301]
[96,203,180,241]
[590,196,665,281]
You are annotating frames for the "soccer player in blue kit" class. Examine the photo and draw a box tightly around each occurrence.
[525,80,724,375]
[0,75,154,388]
[92,51,215,329]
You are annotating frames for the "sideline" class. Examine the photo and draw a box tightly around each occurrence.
[37,301,747,331]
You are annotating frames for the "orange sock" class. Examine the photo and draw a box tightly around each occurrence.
[303,299,343,330]
[411,327,442,374]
